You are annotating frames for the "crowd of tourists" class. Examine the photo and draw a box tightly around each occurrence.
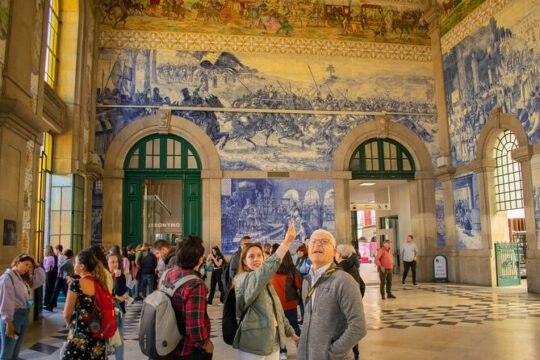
[0,221,380,360]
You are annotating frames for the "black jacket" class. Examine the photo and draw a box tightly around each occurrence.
[139,251,158,275]
[337,256,366,297]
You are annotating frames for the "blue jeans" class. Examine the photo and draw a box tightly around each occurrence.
[0,308,30,360]
[114,309,124,359]
[140,274,155,298]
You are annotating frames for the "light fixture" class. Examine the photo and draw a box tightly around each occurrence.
[359,182,376,186]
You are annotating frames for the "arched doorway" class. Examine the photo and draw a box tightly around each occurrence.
[101,113,222,251]
[122,134,202,247]
[333,117,435,282]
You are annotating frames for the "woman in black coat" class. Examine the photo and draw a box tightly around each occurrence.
[335,244,366,297]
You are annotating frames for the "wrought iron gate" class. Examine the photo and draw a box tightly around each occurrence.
[494,243,521,286]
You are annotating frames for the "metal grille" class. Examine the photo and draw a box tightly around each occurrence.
[494,130,523,211]
[494,242,521,286]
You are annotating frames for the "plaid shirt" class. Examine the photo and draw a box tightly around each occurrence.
[162,267,211,356]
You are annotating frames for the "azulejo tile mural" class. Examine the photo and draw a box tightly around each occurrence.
[438,0,487,36]
[435,179,446,249]
[99,0,430,46]
[95,49,438,171]
[453,173,482,249]
[443,0,540,166]
[440,0,510,53]
[221,178,335,254]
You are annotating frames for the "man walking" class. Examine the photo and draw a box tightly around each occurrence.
[297,229,366,360]
[375,240,396,299]
[401,234,418,286]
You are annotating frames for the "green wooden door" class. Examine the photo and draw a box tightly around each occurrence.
[123,177,143,247]
[184,177,202,237]
[122,134,202,247]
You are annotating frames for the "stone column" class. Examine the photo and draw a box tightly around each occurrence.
[425,7,452,168]
[437,169,460,282]
[334,177,352,245]
[201,171,223,251]
[513,145,540,293]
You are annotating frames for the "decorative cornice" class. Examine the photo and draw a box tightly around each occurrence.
[441,0,510,54]
[99,30,432,62]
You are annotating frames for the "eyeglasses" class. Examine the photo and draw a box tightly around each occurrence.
[308,238,332,246]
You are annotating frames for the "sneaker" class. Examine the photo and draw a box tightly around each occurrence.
[127,296,135,305]
[381,294,386,300]
[387,293,397,299]
[413,284,418,288]
[402,280,405,285]
[280,352,288,360]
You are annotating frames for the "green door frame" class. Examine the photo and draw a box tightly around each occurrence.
[349,138,415,180]
[122,134,202,247]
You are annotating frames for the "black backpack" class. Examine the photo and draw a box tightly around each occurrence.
[221,286,238,345]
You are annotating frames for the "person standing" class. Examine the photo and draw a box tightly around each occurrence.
[233,223,299,359]
[297,230,366,360]
[138,244,157,298]
[0,254,46,360]
[46,249,74,311]
[228,236,253,284]
[375,240,396,299]
[335,244,366,360]
[108,253,127,360]
[43,246,57,309]
[161,236,213,359]
[206,246,225,305]
[62,248,109,360]
[271,252,302,360]
[401,235,418,286]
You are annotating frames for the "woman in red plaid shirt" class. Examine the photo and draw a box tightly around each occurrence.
[161,236,213,360]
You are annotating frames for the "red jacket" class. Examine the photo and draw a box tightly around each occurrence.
[271,272,302,311]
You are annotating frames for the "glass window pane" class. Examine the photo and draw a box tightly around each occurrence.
[167,157,174,168]
[153,156,160,168]
[129,155,139,168]
[365,145,371,157]
[188,156,197,169]
[372,159,379,171]
[383,142,390,158]
[61,212,71,233]
[146,140,153,154]
[61,187,72,209]
[167,139,174,155]
[145,156,153,168]
[390,144,396,158]
[366,161,372,171]
[175,157,181,168]
[391,159,397,170]
[51,187,61,210]
[371,143,378,157]
[50,211,60,234]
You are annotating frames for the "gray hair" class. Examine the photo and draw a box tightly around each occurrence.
[336,244,355,259]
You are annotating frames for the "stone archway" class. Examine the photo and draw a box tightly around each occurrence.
[474,108,538,290]
[101,112,222,250]
[333,116,435,281]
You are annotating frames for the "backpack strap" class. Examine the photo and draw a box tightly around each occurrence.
[160,270,199,298]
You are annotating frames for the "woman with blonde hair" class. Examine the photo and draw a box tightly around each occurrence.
[0,254,46,359]
[233,223,299,360]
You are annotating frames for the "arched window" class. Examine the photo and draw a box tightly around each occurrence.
[124,134,201,171]
[494,130,523,211]
[349,138,415,179]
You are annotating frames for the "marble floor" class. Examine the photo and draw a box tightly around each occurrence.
[19,280,540,360]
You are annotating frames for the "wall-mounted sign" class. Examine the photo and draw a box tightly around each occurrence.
[433,255,449,282]
[149,223,181,228]
[350,203,390,211]
[3,220,16,246]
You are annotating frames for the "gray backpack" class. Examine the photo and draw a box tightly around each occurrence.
[139,270,199,359]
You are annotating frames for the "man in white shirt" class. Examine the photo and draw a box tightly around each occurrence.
[401,234,418,286]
